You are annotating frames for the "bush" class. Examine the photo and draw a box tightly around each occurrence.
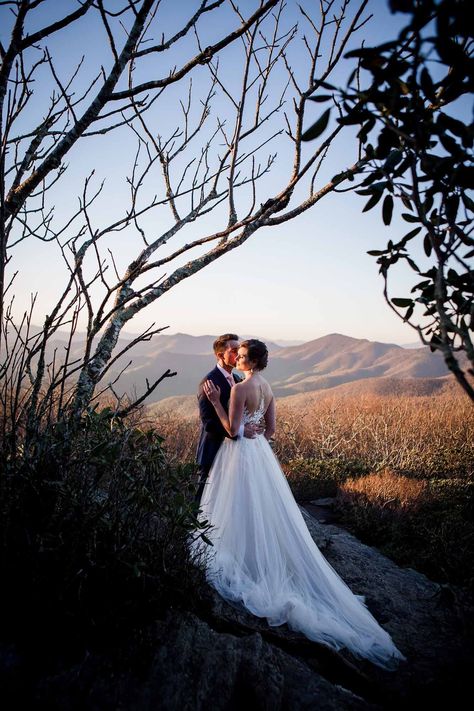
[336,470,474,591]
[275,390,474,478]
[0,407,210,653]
[148,389,474,592]
[147,405,200,465]
[282,457,366,500]
[148,388,474,479]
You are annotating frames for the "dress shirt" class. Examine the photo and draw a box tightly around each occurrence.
[217,364,236,387]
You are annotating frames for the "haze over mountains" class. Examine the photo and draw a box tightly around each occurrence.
[89,331,454,403]
[38,329,457,404]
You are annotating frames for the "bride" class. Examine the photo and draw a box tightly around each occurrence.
[191,338,405,669]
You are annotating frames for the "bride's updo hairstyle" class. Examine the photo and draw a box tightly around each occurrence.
[240,339,268,371]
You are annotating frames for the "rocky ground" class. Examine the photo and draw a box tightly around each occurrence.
[3,505,470,710]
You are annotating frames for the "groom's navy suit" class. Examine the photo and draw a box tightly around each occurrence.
[195,365,241,501]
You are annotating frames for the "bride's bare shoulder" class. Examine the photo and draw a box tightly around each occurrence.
[259,375,273,393]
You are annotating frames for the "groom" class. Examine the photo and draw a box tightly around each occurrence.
[195,333,261,502]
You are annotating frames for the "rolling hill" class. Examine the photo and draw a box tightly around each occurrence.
[25,328,459,404]
[134,331,456,405]
[148,374,457,421]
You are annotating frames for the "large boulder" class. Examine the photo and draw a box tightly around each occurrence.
[4,509,473,709]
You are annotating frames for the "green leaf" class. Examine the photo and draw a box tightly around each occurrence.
[435,35,466,66]
[345,41,398,59]
[301,108,331,141]
[311,79,336,92]
[365,143,375,158]
[401,226,422,242]
[462,193,474,212]
[439,132,463,159]
[337,112,366,127]
[382,194,394,225]
[357,117,376,144]
[375,126,400,158]
[455,166,474,190]
[423,194,434,214]
[423,234,432,257]
[383,149,403,173]
[403,304,415,322]
[420,67,436,102]
[392,298,414,307]
[308,94,333,103]
[445,194,459,222]
[362,190,384,212]
[405,256,420,272]
[401,213,420,223]
[360,170,383,187]
[357,181,387,196]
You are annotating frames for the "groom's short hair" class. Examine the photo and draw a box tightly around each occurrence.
[213,333,239,356]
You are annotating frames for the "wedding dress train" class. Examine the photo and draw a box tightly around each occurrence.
[191,401,405,670]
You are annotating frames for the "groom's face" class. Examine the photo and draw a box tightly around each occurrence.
[220,339,239,368]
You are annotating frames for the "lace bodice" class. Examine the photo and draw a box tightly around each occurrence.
[242,389,266,425]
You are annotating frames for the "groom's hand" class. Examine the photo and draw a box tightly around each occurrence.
[243,421,265,439]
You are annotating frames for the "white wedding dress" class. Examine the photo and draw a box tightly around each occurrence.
[191,396,405,670]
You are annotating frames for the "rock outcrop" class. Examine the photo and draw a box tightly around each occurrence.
[5,510,473,709]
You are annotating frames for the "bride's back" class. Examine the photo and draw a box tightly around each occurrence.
[241,376,273,416]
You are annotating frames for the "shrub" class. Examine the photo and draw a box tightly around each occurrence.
[148,388,474,480]
[282,457,366,500]
[275,390,474,478]
[336,470,474,590]
[147,405,200,465]
[147,388,474,592]
[0,407,210,653]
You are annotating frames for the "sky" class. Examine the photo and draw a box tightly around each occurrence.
[2,0,435,346]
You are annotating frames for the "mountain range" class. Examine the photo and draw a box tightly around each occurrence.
[86,331,454,403]
[36,329,458,404]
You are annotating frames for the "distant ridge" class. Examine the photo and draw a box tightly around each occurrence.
[148,375,458,421]
[101,331,454,404]
[263,333,451,397]
[276,375,457,402]
[25,328,458,403]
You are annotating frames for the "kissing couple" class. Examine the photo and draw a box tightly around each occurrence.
[192,333,405,669]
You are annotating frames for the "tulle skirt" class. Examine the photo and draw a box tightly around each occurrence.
[190,435,405,669]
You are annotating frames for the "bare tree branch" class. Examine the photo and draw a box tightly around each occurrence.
[1,0,375,420]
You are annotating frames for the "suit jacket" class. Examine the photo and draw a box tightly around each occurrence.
[196,366,241,474]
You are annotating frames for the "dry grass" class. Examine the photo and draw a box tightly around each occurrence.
[274,389,474,478]
[145,405,199,465]
[147,388,474,479]
[336,469,474,590]
[146,388,474,589]
[340,469,428,510]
